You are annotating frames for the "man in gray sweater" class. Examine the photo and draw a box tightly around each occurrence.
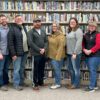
[28,18,48,90]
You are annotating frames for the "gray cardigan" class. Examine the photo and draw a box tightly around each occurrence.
[28,28,48,56]
[66,28,83,55]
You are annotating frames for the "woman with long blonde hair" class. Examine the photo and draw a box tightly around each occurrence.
[47,22,66,89]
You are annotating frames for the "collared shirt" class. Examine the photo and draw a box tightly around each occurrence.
[0,25,9,55]
[36,29,41,35]
[21,26,28,52]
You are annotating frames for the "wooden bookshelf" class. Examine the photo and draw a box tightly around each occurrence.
[0,0,100,29]
[22,22,100,25]
[1,0,100,79]
[23,0,100,2]
[1,10,100,13]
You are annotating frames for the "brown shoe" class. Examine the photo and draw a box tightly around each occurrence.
[67,85,77,89]
[66,84,72,87]
[33,86,39,90]
[70,85,76,89]
[66,84,73,88]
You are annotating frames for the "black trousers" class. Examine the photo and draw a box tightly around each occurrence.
[33,55,46,86]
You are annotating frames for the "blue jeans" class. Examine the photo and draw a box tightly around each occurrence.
[0,55,11,86]
[67,54,81,87]
[51,59,63,85]
[13,52,27,86]
[85,57,100,89]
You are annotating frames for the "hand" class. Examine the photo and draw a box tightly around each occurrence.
[0,53,3,60]
[12,56,17,61]
[72,54,76,59]
[86,50,92,55]
[83,48,86,53]
[40,48,45,55]
[83,49,92,55]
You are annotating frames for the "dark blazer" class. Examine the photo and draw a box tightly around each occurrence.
[8,23,28,57]
[28,28,48,56]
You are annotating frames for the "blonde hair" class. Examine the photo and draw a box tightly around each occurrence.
[52,22,63,34]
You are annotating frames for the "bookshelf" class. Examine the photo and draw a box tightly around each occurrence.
[1,0,100,80]
[0,0,100,33]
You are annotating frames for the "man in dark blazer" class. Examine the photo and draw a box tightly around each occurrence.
[28,18,48,90]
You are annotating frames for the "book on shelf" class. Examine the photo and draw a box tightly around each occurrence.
[82,2,100,11]
[0,1,100,11]
[25,25,89,35]
[3,13,100,24]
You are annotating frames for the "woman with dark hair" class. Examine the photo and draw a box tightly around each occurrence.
[66,17,83,89]
[47,22,66,89]
[83,21,100,92]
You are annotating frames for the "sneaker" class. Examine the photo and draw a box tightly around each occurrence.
[50,84,61,89]
[85,87,95,92]
[94,86,99,90]
[0,86,8,91]
[14,86,23,91]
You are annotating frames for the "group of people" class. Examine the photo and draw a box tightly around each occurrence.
[0,14,100,92]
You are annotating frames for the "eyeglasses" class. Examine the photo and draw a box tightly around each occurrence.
[33,21,41,23]
[52,26,57,27]
[70,21,76,24]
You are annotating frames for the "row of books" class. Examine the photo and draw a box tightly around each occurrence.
[8,70,94,80]
[46,13,100,23]
[25,25,88,35]
[8,60,100,80]
[8,52,100,80]
[25,23,100,35]
[4,13,100,23]
[29,61,100,80]
[0,1,100,11]
[8,70,100,81]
